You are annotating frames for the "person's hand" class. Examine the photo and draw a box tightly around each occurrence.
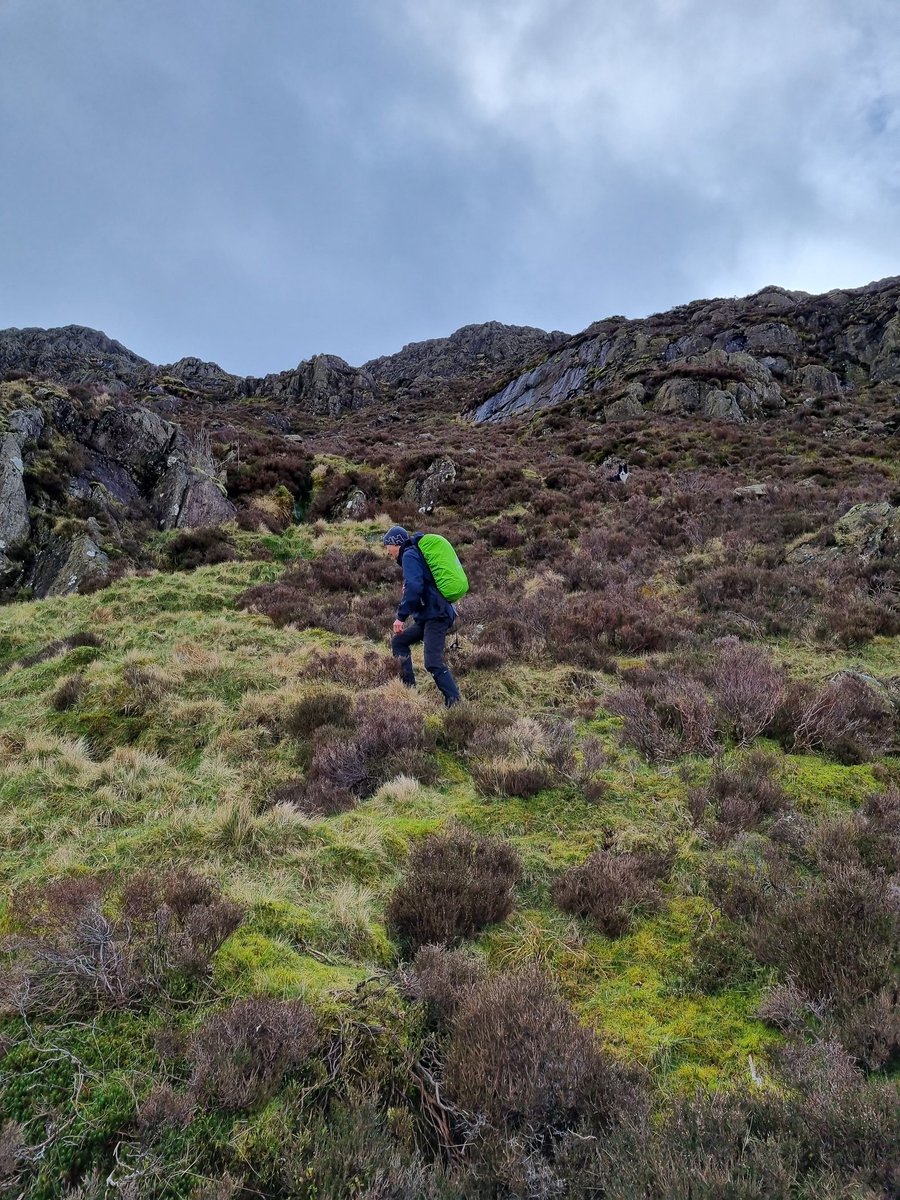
[392,619,406,635]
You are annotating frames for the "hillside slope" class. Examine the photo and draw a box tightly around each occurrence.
[0,277,899,1197]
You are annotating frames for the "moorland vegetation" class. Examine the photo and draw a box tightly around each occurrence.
[0,298,898,1197]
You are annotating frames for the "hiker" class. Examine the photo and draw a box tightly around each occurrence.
[383,525,462,707]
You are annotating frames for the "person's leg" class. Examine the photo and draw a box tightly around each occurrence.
[423,618,461,706]
[391,622,424,687]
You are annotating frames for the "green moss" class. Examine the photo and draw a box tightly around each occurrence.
[782,753,880,813]
[213,929,366,999]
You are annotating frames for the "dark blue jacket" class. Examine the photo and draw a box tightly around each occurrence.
[396,537,455,624]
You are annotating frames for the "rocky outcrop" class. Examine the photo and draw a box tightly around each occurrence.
[29,528,111,597]
[252,355,377,416]
[330,487,369,521]
[0,328,375,417]
[0,433,30,553]
[0,325,150,392]
[787,502,900,567]
[473,276,900,424]
[0,386,236,599]
[365,322,567,392]
[6,275,899,429]
[403,455,458,511]
[155,457,235,529]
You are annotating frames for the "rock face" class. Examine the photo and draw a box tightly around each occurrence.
[6,275,899,428]
[0,433,30,553]
[787,502,900,567]
[403,455,458,511]
[0,325,150,392]
[30,530,111,597]
[473,276,900,424]
[0,385,236,599]
[0,326,377,417]
[364,322,567,392]
[251,355,377,416]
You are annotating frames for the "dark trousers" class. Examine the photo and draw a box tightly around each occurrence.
[391,617,460,707]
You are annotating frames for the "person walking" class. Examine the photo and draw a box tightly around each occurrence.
[383,525,461,707]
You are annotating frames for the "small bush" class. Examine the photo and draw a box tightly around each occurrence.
[52,674,88,711]
[444,966,644,1133]
[167,528,236,571]
[750,862,898,1004]
[772,673,895,762]
[689,750,789,837]
[2,870,243,1014]
[553,848,670,937]
[294,778,357,816]
[136,1084,195,1137]
[283,688,353,739]
[302,648,399,689]
[679,921,764,993]
[611,673,720,761]
[437,701,511,753]
[0,1121,27,1190]
[708,640,786,744]
[407,944,488,1028]
[188,997,317,1110]
[832,987,900,1072]
[387,826,522,951]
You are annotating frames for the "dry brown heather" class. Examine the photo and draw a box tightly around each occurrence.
[0,387,898,1197]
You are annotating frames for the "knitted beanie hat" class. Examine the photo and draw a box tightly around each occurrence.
[382,525,410,546]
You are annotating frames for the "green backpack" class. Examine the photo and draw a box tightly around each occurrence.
[413,533,469,603]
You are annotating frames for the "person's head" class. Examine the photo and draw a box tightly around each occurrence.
[382,525,409,560]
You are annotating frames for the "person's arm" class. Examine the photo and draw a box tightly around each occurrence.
[396,549,424,621]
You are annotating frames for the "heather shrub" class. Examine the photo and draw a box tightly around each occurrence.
[444,966,645,1133]
[688,750,789,838]
[264,775,357,816]
[167,527,236,571]
[611,673,720,761]
[278,1092,447,1200]
[407,944,488,1027]
[235,502,290,534]
[283,688,353,739]
[298,691,433,801]
[749,862,898,1005]
[17,631,103,669]
[707,640,786,744]
[554,589,685,660]
[302,648,399,688]
[52,673,87,711]
[581,1040,900,1200]
[386,826,522,951]
[226,439,311,502]
[2,870,242,1014]
[188,998,317,1109]
[677,920,764,994]
[693,560,815,636]
[293,778,358,816]
[771,673,895,762]
[0,1122,26,1191]
[437,701,512,753]
[136,1084,195,1136]
[832,987,900,1072]
[553,848,670,937]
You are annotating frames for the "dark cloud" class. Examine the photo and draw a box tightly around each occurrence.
[1,0,898,374]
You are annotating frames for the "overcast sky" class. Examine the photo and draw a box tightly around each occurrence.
[1,0,898,375]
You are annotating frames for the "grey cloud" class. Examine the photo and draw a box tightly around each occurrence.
[1,0,898,375]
